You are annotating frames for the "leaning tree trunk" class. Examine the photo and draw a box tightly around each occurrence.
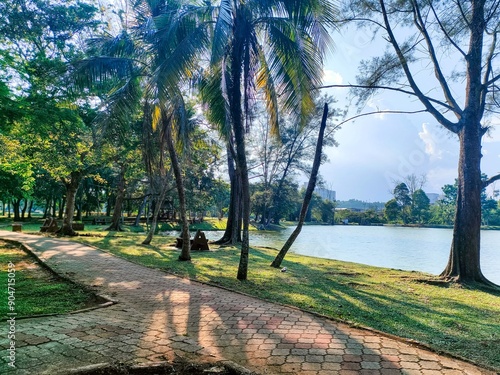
[142,185,167,245]
[106,164,126,232]
[271,104,329,268]
[166,126,191,261]
[57,171,83,236]
[228,37,251,280]
[440,121,493,285]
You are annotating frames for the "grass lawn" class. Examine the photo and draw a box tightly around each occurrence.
[71,232,500,371]
[0,240,101,318]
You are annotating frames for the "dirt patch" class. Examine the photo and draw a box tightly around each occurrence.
[70,359,254,375]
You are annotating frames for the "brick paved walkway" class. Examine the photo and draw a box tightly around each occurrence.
[0,231,495,375]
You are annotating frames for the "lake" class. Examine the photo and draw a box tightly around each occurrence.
[175,225,500,285]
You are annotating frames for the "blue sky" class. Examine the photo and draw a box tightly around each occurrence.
[319,28,500,202]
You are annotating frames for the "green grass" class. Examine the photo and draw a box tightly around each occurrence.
[0,241,100,318]
[71,232,500,371]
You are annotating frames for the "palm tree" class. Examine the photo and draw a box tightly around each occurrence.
[203,0,337,280]
[77,0,209,259]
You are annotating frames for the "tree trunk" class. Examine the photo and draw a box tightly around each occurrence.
[58,197,65,219]
[134,195,148,226]
[106,164,126,232]
[52,196,57,217]
[215,143,242,244]
[272,104,329,268]
[440,122,493,285]
[57,172,83,236]
[106,188,113,217]
[142,185,167,245]
[7,201,11,218]
[27,200,33,219]
[165,126,191,261]
[12,199,21,221]
[21,198,29,220]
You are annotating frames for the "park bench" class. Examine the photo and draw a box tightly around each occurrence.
[92,217,112,225]
[175,230,210,251]
[40,217,59,233]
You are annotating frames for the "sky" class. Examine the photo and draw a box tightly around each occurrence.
[318,27,500,203]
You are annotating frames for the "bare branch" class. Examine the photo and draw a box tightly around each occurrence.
[411,0,462,119]
[336,109,427,128]
[378,0,460,133]
[429,3,467,57]
[483,173,500,188]
[317,84,456,113]
[481,31,498,116]
[455,0,471,28]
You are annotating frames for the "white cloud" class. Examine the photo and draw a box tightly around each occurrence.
[419,123,443,160]
[322,69,343,85]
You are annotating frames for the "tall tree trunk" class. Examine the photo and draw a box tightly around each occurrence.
[57,172,83,236]
[166,126,191,261]
[43,198,50,218]
[12,199,21,221]
[7,201,11,218]
[215,143,242,244]
[21,199,28,220]
[142,185,167,245]
[2,201,4,216]
[58,197,65,219]
[441,121,492,285]
[134,195,148,227]
[106,164,126,232]
[272,104,329,268]
[27,200,33,219]
[106,188,113,217]
[52,196,57,217]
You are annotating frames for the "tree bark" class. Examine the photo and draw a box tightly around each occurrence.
[12,199,21,221]
[440,120,493,285]
[57,172,83,236]
[106,164,126,231]
[228,30,251,280]
[165,125,191,261]
[271,104,329,268]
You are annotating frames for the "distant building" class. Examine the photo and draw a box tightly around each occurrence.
[315,187,336,201]
[301,183,336,201]
[426,193,441,204]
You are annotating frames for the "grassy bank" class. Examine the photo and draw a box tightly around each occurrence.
[73,233,500,371]
[0,241,102,318]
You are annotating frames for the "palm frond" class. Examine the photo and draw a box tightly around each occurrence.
[211,0,233,65]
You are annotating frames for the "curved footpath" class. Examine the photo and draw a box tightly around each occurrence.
[0,231,495,375]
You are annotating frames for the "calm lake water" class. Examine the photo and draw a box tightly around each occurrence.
[173,225,500,285]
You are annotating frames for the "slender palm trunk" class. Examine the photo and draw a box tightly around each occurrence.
[106,164,126,231]
[165,126,191,261]
[272,104,329,268]
[142,185,167,245]
[215,145,242,244]
[228,39,251,280]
